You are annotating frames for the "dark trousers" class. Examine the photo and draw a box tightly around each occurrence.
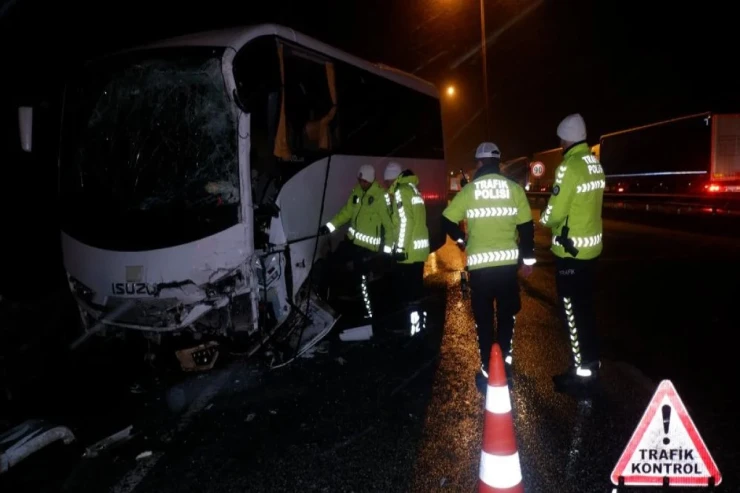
[392,262,426,333]
[328,240,377,319]
[469,264,521,371]
[555,257,600,368]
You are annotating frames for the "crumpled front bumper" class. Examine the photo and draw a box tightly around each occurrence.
[76,295,229,333]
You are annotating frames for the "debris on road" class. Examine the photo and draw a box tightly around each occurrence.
[135,451,153,460]
[0,419,76,474]
[83,425,134,459]
[269,296,340,370]
[175,341,220,372]
[338,324,373,342]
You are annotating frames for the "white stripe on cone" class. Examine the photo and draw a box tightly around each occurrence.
[485,385,512,414]
[479,450,523,489]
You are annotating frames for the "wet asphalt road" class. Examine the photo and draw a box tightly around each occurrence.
[2,210,739,493]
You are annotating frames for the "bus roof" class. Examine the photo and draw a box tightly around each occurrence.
[130,24,439,99]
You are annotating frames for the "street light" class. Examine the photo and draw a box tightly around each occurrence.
[446,85,456,97]
[479,0,490,139]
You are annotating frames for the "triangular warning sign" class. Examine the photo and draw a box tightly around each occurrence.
[611,380,722,486]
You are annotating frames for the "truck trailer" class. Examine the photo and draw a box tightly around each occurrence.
[599,112,740,194]
[500,156,530,189]
[527,145,601,192]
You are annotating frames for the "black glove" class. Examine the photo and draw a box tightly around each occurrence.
[318,225,330,236]
[393,248,408,261]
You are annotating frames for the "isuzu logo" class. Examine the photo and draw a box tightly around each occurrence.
[111,282,157,295]
[113,265,155,295]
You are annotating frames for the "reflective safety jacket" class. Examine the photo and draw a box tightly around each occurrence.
[387,172,429,264]
[326,181,395,253]
[539,142,605,260]
[443,170,533,271]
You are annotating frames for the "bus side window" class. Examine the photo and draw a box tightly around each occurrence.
[280,45,338,156]
[335,63,443,160]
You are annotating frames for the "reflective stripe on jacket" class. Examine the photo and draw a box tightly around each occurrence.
[539,142,604,259]
[327,181,395,252]
[388,173,429,263]
[443,171,532,270]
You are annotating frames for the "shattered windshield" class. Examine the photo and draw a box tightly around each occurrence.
[60,47,241,251]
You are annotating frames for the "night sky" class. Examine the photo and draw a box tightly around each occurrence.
[0,0,738,294]
[2,0,739,161]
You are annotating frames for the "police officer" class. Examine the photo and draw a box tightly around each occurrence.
[383,162,430,336]
[442,142,535,393]
[320,164,395,320]
[539,113,605,392]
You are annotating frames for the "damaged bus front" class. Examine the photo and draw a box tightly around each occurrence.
[57,44,276,356]
[39,25,446,361]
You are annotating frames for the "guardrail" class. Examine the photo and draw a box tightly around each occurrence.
[526,191,740,216]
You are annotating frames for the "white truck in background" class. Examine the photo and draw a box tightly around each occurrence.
[599,112,740,194]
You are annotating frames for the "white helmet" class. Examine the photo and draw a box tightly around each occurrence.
[475,142,501,159]
[384,161,403,181]
[358,164,375,182]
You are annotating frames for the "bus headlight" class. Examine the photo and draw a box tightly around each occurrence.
[68,276,95,303]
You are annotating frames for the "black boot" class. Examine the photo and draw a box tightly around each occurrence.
[475,363,490,395]
[504,358,514,385]
[553,360,601,394]
[475,360,514,395]
[475,370,488,395]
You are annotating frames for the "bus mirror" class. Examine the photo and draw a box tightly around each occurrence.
[257,202,280,218]
[18,106,33,152]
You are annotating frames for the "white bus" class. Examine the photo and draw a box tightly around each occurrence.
[22,24,447,357]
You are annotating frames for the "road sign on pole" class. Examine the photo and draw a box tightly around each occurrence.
[531,161,545,178]
[610,380,721,487]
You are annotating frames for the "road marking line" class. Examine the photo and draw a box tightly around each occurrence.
[109,451,164,493]
[109,365,234,493]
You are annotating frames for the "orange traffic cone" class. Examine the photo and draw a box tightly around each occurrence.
[479,343,524,493]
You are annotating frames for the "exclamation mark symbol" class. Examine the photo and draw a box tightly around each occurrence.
[662,404,671,445]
